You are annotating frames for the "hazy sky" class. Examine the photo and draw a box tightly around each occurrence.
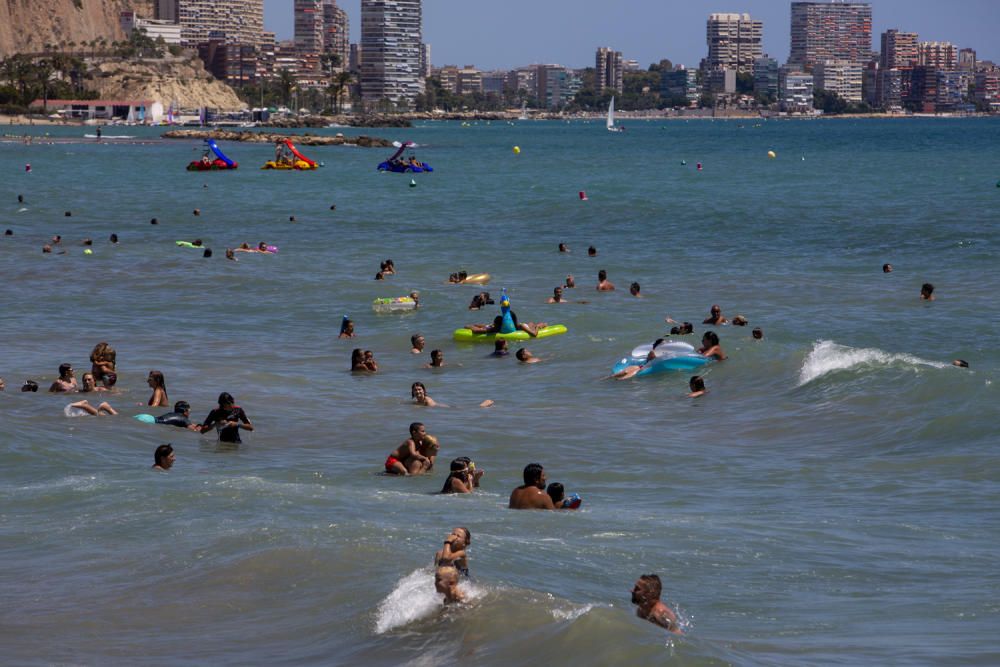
[263,0,1000,70]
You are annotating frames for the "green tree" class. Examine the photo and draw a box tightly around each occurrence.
[736,71,754,95]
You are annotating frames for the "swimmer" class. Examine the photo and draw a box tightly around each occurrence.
[198,392,253,443]
[698,331,727,360]
[225,248,237,261]
[434,527,471,603]
[21,380,39,392]
[952,359,969,368]
[516,348,540,364]
[65,399,117,416]
[732,315,748,326]
[546,482,579,510]
[425,349,445,368]
[384,422,431,476]
[155,400,200,430]
[467,311,547,338]
[257,242,269,252]
[688,375,707,398]
[588,246,597,257]
[89,342,116,386]
[202,248,212,258]
[441,459,478,494]
[411,381,442,407]
[79,373,106,394]
[418,433,440,470]
[146,370,169,408]
[363,350,378,372]
[596,270,615,291]
[350,348,369,372]
[411,334,425,354]
[493,339,509,357]
[339,318,356,339]
[631,574,682,634]
[558,243,569,253]
[109,233,118,244]
[565,275,575,289]
[703,304,728,325]
[509,463,557,510]
[629,282,642,297]
[49,363,78,393]
[380,259,395,275]
[0,377,4,391]
[374,271,384,280]
[920,283,935,301]
[668,320,695,336]
[883,263,893,273]
[752,327,763,340]
[612,350,658,380]
[152,443,175,471]
[409,291,420,308]
[547,286,566,303]
[468,292,494,310]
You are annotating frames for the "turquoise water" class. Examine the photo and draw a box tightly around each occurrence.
[1,118,999,665]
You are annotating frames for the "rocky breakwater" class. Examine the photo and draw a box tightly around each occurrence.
[161,129,392,148]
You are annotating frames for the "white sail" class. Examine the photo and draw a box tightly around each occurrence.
[606,97,622,132]
[519,101,528,120]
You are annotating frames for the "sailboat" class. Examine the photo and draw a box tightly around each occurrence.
[606,96,623,132]
[519,101,528,121]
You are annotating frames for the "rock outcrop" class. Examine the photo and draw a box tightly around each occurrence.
[162,129,392,148]
[89,55,245,111]
[0,0,151,57]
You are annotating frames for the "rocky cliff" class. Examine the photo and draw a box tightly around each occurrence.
[90,56,245,111]
[0,0,153,56]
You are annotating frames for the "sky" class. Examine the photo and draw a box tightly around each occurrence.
[263,0,1000,70]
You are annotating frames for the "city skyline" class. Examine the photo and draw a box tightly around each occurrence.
[262,0,1000,70]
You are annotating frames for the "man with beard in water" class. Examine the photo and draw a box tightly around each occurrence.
[630,574,682,634]
[509,463,556,509]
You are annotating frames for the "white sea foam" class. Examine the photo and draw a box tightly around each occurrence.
[798,340,948,386]
[551,603,596,621]
[374,567,485,634]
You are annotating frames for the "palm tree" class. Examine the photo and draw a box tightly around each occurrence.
[276,68,295,108]
[333,70,353,113]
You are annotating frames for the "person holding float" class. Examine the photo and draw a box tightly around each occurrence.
[454,288,566,342]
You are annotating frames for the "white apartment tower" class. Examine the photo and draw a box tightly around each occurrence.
[595,47,623,94]
[361,0,424,107]
[706,13,763,73]
[174,0,264,46]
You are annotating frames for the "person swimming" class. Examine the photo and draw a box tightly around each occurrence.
[434,527,471,604]
[198,392,253,444]
[688,375,707,398]
[152,443,175,471]
[698,331,727,360]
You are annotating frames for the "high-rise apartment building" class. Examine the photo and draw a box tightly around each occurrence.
[779,66,815,112]
[324,1,350,70]
[156,0,179,22]
[879,29,918,70]
[176,0,264,47]
[753,56,779,98]
[918,41,957,70]
[814,60,863,102]
[294,0,324,73]
[420,43,431,79]
[958,48,976,72]
[535,65,579,108]
[789,1,872,72]
[706,13,763,73]
[661,67,700,106]
[360,0,424,107]
[595,47,623,94]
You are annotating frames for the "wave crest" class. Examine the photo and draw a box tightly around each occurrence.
[798,340,948,386]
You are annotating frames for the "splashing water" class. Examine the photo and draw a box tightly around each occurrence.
[374,568,485,634]
[798,340,949,386]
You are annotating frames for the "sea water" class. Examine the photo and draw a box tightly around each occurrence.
[1,118,998,665]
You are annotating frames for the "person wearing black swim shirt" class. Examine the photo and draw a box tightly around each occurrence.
[199,392,253,443]
[155,401,200,431]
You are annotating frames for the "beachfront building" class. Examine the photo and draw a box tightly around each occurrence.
[934,69,964,111]
[661,66,700,106]
[754,56,779,98]
[595,47,624,95]
[789,1,872,72]
[975,71,1000,112]
[779,66,814,112]
[420,43,431,79]
[814,60,863,103]
[958,48,976,73]
[918,41,957,70]
[173,0,264,47]
[31,98,160,123]
[481,71,506,95]
[294,0,324,74]
[120,12,183,44]
[705,13,763,73]
[349,43,361,73]
[704,67,736,95]
[535,65,579,108]
[198,40,258,85]
[324,1,350,71]
[880,29,918,70]
[507,67,536,99]
[360,0,424,108]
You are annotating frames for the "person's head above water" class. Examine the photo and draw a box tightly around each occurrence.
[689,375,706,392]
[702,331,720,347]
[883,263,893,273]
[217,392,235,409]
[558,243,568,252]
[588,246,596,256]
[921,283,934,299]
[154,443,175,470]
[173,400,191,415]
[553,286,563,300]
[493,339,508,355]
[752,327,763,340]
[523,462,545,487]
[598,269,607,282]
[546,482,565,504]
[565,275,575,288]
[630,282,641,296]
[430,349,443,366]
